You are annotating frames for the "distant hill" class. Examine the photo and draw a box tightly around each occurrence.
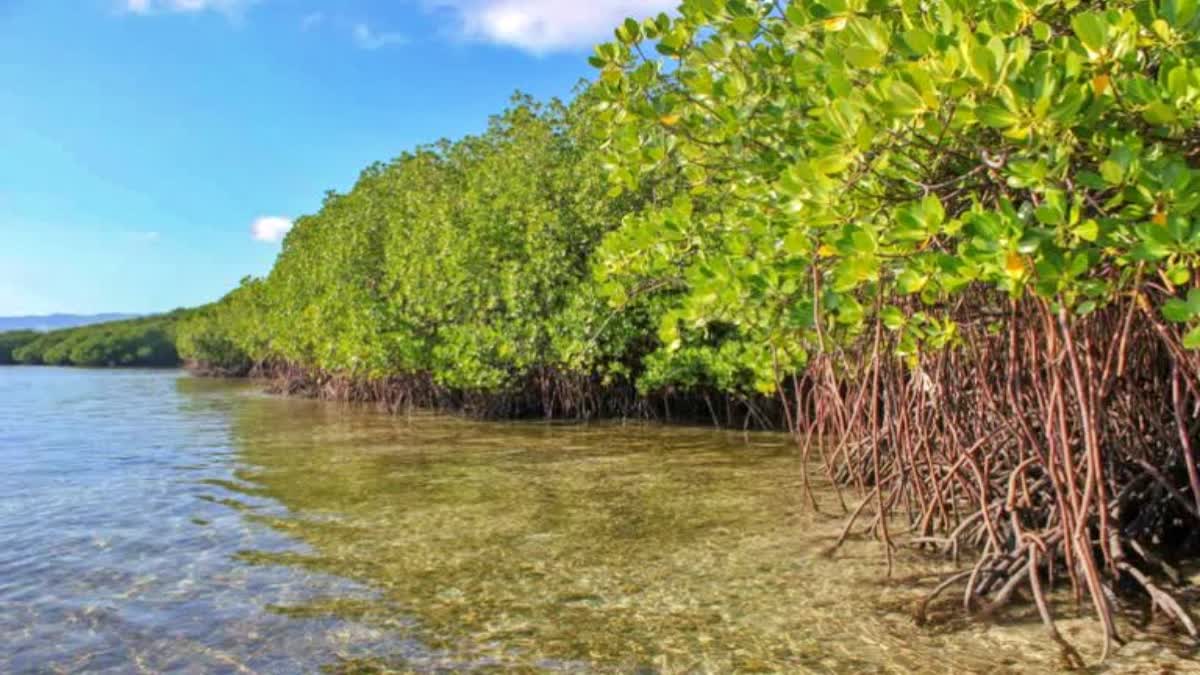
[0,314,138,332]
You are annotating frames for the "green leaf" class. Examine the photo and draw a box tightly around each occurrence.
[1035,204,1064,226]
[1185,325,1200,349]
[1070,12,1108,53]
[731,16,759,39]
[892,209,929,242]
[896,269,928,294]
[974,103,1022,127]
[1073,219,1100,242]
[1131,241,1171,261]
[976,103,1019,128]
[1168,65,1190,98]
[969,45,998,85]
[1163,298,1194,322]
[881,306,905,330]
[992,1,1022,34]
[782,229,810,256]
[1144,101,1178,125]
[844,46,882,69]
[1163,0,1199,28]
[1099,160,1125,185]
[1017,232,1044,254]
[623,17,642,42]
[849,228,877,254]
[888,80,925,116]
[903,28,933,55]
[836,296,864,325]
[921,196,945,228]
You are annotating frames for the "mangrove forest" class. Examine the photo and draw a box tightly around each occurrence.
[7,0,1198,663]
[1,311,190,368]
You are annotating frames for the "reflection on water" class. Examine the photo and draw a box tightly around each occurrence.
[0,369,421,673]
[0,368,1194,673]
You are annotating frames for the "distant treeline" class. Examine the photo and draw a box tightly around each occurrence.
[0,311,191,367]
[0,331,39,365]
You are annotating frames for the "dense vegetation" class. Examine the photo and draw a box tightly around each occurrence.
[178,0,1200,658]
[0,331,38,365]
[178,95,709,418]
[3,311,187,368]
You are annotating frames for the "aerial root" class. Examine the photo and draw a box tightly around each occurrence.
[792,294,1200,661]
[914,570,972,625]
[1116,561,1198,638]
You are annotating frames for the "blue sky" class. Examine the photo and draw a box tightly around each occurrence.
[0,0,674,316]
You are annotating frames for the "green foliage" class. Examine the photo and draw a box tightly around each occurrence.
[178,94,656,391]
[0,331,37,365]
[175,279,267,374]
[181,0,1200,404]
[587,0,1200,390]
[5,312,188,368]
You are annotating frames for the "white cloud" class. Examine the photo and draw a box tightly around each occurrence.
[429,0,676,53]
[352,22,408,50]
[251,216,293,243]
[123,0,253,17]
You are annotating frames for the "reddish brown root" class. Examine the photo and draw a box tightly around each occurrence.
[791,292,1200,661]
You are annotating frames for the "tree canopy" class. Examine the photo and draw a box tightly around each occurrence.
[178,94,663,400]
[587,0,1200,391]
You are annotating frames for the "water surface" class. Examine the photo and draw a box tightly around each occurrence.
[0,368,1193,673]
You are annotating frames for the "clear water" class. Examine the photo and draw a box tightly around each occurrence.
[0,368,1193,673]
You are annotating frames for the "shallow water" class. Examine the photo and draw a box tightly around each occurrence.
[0,368,1195,673]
